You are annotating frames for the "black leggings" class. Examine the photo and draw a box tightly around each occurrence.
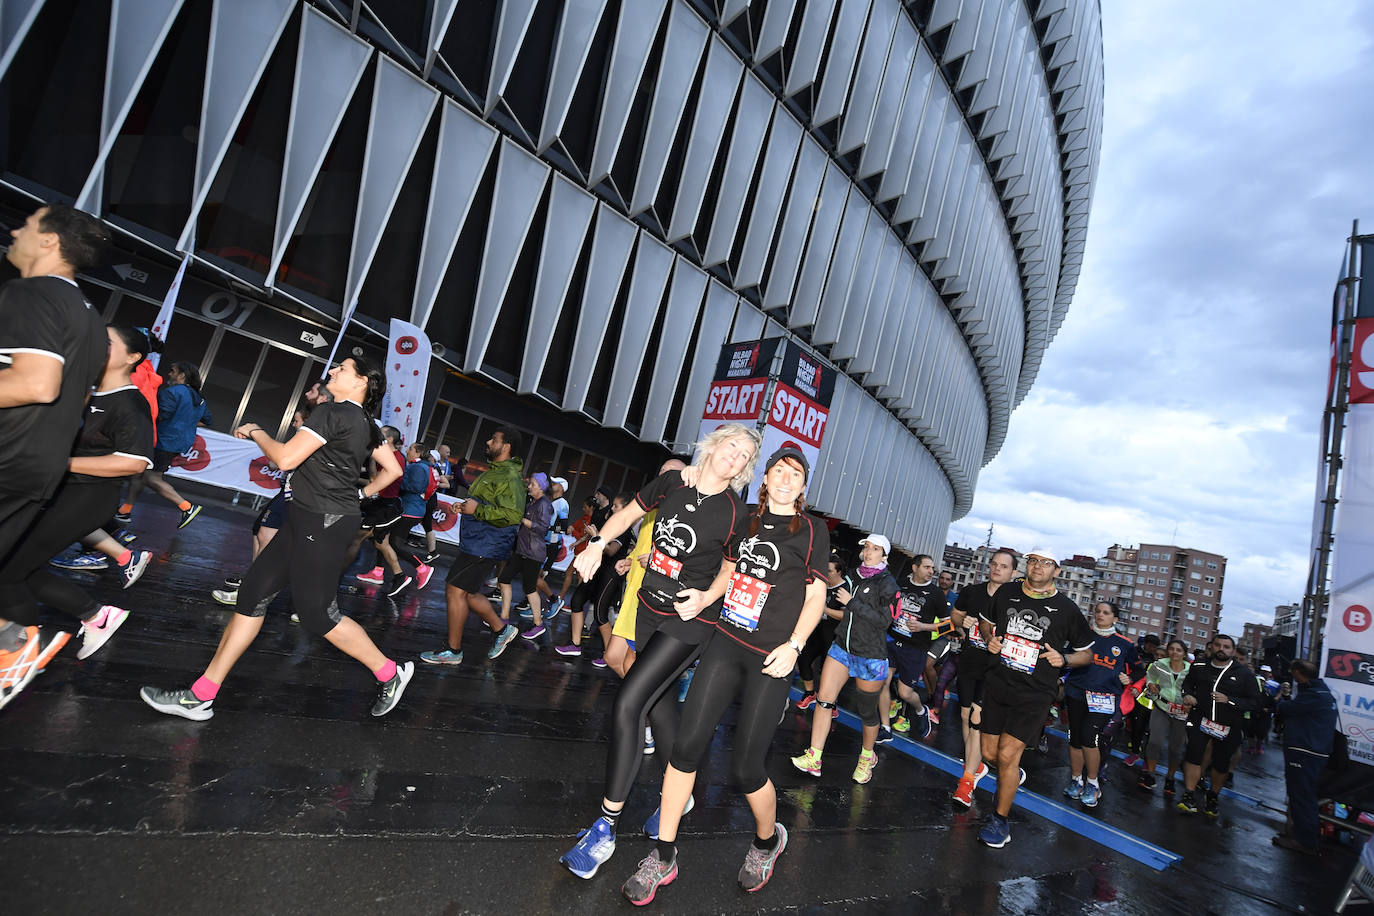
[236,504,359,635]
[0,478,118,625]
[798,616,838,684]
[603,627,702,805]
[670,635,792,794]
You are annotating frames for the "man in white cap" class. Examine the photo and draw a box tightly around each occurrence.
[975,546,1094,848]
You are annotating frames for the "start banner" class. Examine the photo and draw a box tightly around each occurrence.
[696,337,780,446]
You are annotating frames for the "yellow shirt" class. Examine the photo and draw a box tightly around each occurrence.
[612,510,656,640]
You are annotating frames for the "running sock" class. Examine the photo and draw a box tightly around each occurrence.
[176,500,191,512]
[655,839,676,863]
[753,831,780,852]
[1087,778,1100,788]
[374,659,397,682]
[599,803,621,829]
[119,503,134,515]
[115,549,133,566]
[191,676,220,701]
[0,621,24,651]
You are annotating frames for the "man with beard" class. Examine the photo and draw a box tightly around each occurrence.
[1176,633,1262,817]
[976,547,1094,848]
[421,427,526,665]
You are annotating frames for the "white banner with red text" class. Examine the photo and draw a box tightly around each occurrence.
[380,318,432,449]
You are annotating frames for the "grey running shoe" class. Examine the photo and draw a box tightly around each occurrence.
[211,589,238,606]
[622,849,677,905]
[371,661,414,717]
[488,624,518,659]
[140,686,214,720]
[738,823,787,892]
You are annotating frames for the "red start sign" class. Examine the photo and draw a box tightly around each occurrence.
[703,379,767,421]
[768,382,828,448]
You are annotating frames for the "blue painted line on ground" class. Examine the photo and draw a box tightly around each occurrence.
[791,688,1183,871]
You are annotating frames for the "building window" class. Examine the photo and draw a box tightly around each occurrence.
[1201,603,1211,611]
[1207,561,1218,569]
[1184,626,1194,635]
[1202,589,1213,597]
[1199,616,1209,624]
[1186,612,1196,621]
[1204,575,1216,584]
[1160,553,1171,560]
[1187,599,1197,607]
[1189,585,1200,594]
[1138,564,1147,572]
[1190,571,1202,580]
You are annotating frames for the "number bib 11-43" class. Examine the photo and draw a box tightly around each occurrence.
[720,571,771,632]
[1000,634,1039,674]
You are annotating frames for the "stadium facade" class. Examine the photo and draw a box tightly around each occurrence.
[0,0,1102,553]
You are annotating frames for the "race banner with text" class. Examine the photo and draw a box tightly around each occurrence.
[380,318,432,448]
[696,337,781,447]
[1324,239,1374,764]
[756,340,835,489]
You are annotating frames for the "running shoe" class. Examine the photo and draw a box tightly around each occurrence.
[522,624,546,640]
[591,657,608,669]
[852,748,877,784]
[414,564,434,589]
[50,551,108,570]
[421,552,441,565]
[738,824,787,892]
[1064,779,1084,800]
[555,643,581,657]
[77,606,129,659]
[420,648,463,666]
[875,726,894,744]
[644,727,655,756]
[1176,791,1198,814]
[356,567,385,585]
[114,528,137,546]
[0,629,41,710]
[790,746,822,777]
[223,576,242,588]
[1122,753,1141,767]
[912,706,932,739]
[1163,778,1176,796]
[560,816,616,879]
[928,705,941,726]
[892,715,910,734]
[113,510,133,525]
[1138,773,1157,791]
[33,629,71,672]
[622,849,676,905]
[178,505,202,528]
[517,605,534,620]
[978,813,1010,848]
[796,691,817,710]
[386,575,413,597]
[1204,792,1219,818]
[972,761,991,785]
[642,794,695,839]
[140,686,214,720]
[544,598,561,622]
[119,549,152,589]
[952,775,975,808]
[1080,782,1101,807]
[211,589,238,606]
[371,661,414,717]
[488,624,518,659]
[1018,767,1027,785]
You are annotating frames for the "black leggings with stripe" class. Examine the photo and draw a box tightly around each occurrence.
[236,503,359,635]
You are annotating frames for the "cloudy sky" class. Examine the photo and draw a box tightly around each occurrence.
[946,2,1374,632]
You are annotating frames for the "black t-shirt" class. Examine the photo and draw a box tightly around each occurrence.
[826,573,853,611]
[633,469,747,627]
[953,580,998,671]
[983,581,1094,697]
[290,400,374,515]
[717,510,830,656]
[68,386,154,484]
[893,577,944,644]
[0,276,106,499]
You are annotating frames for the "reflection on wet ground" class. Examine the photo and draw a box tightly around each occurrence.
[1,498,1354,913]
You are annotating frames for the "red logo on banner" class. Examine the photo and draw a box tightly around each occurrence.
[1351,318,1374,404]
[395,336,419,355]
[1346,604,1372,633]
[432,503,459,532]
[172,435,211,472]
[248,457,286,490]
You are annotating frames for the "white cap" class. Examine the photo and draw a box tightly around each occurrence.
[859,533,891,555]
[1025,546,1058,564]
[551,477,569,491]
[429,449,440,461]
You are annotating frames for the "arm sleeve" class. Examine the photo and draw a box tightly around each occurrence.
[302,403,336,444]
[1229,669,1263,713]
[472,472,526,527]
[849,576,899,629]
[0,282,64,359]
[804,518,830,583]
[108,394,155,465]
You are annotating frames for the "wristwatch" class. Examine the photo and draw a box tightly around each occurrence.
[787,637,804,654]
[588,535,604,546]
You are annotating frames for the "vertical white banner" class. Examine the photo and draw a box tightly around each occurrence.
[380,317,432,448]
[148,252,190,369]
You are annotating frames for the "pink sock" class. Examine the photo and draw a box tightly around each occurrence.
[115,549,133,566]
[191,676,220,701]
[374,659,397,682]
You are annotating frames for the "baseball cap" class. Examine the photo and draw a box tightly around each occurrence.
[531,472,549,491]
[551,476,569,492]
[429,449,440,461]
[1025,546,1058,564]
[764,445,809,482]
[596,484,613,499]
[859,533,891,555]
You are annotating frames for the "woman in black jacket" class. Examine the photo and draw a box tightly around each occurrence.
[790,533,900,785]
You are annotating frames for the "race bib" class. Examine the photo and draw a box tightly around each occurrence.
[1167,701,1190,720]
[966,622,987,650]
[648,548,683,581]
[1086,691,1116,714]
[1199,717,1230,739]
[1000,634,1039,674]
[721,571,772,632]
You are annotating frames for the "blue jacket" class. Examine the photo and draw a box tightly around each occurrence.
[1277,677,1339,756]
[399,461,430,518]
[155,384,211,453]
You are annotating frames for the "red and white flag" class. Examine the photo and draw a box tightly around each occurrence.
[148,252,191,369]
[380,318,432,448]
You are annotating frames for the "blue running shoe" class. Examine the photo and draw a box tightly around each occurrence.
[643,794,696,839]
[50,551,108,570]
[544,596,562,621]
[560,816,616,879]
[913,706,932,739]
[1064,779,1083,800]
[489,624,519,659]
[978,813,1010,848]
[1081,782,1101,807]
[419,648,463,666]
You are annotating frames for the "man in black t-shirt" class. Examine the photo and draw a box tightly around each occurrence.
[976,547,1094,849]
[885,554,944,738]
[0,204,107,566]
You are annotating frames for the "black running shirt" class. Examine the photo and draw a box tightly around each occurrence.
[717,510,830,656]
[633,469,747,627]
[0,276,106,498]
[953,581,998,675]
[893,578,943,646]
[983,581,1094,697]
[68,386,154,484]
[290,400,373,515]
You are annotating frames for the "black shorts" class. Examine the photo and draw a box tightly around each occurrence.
[252,493,288,534]
[421,494,437,533]
[364,497,404,537]
[446,552,500,593]
[1184,718,1244,771]
[979,671,1055,746]
[498,554,543,593]
[1065,693,1112,749]
[888,635,930,691]
[152,448,179,472]
[956,649,991,709]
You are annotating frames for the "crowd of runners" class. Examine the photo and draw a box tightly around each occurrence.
[0,203,1340,904]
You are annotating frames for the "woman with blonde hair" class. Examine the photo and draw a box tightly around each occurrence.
[560,423,760,880]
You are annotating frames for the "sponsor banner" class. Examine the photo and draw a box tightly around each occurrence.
[696,337,780,447]
[380,318,432,448]
[1350,317,1374,405]
[753,340,834,489]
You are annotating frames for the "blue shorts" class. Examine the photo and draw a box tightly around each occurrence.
[827,643,887,681]
[887,635,930,691]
